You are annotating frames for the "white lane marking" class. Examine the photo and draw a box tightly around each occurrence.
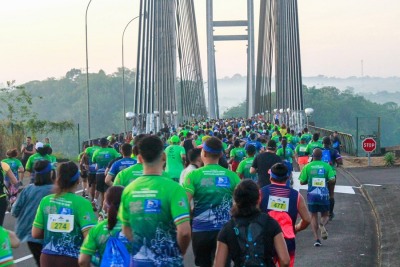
[292,172,355,194]
[363,184,382,187]
[11,188,86,263]
[14,254,33,263]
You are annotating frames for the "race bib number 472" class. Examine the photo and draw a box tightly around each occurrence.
[47,214,74,233]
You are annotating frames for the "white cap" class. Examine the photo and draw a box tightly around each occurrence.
[35,142,44,149]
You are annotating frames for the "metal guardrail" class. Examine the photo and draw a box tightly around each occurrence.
[308,125,356,156]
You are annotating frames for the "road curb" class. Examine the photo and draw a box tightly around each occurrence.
[340,168,381,267]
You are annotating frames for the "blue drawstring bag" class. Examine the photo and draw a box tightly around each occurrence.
[100,232,130,267]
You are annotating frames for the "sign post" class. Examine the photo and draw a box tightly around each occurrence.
[362,138,377,166]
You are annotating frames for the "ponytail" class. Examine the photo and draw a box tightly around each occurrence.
[105,186,124,230]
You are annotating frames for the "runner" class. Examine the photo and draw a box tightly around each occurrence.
[104,143,136,187]
[92,138,120,211]
[299,148,335,247]
[276,138,295,186]
[181,132,197,164]
[32,161,97,267]
[0,226,20,267]
[236,145,257,181]
[183,137,241,267]
[214,179,289,267]
[179,148,203,185]
[25,142,51,184]
[331,131,341,154]
[78,144,89,198]
[306,133,323,157]
[245,133,263,154]
[84,140,101,202]
[165,135,186,182]
[1,149,24,207]
[250,140,282,188]
[321,136,343,220]
[0,162,19,226]
[229,140,246,172]
[11,160,54,266]
[20,136,36,168]
[119,135,191,266]
[300,128,312,144]
[295,138,309,171]
[79,186,131,266]
[260,163,311,266]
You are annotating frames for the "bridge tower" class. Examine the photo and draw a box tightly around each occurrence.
[206,0,256,119]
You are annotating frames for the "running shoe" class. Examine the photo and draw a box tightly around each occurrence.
[314,239,322,247]
[329,212,335,221]
[320,224,328,240]
[91,199,98,212]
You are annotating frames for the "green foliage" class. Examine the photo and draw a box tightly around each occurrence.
[222,101,247,118]
[383,152,396,167]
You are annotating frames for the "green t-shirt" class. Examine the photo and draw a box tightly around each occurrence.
[295,144,308,157]
[119,175,190,266]
[236,157,256,181]
[0,226,13,267]
[299,161,335,192]
[276,147,295,163]
[164,145,186,179]
[114,163,144,187]
[25,153,52,172]
[306,141,323,155]
[229,147,246,163]
[300,133,312,144]
[80,220,131,261]
[92,147,120,170]
[183,164,240,232]
[1,158,23,179]
[33,193,97,258]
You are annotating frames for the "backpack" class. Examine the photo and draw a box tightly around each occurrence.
[321,149,333,165]
[332,141,339,149]
[100,231,130,267]
[232,214,267,267]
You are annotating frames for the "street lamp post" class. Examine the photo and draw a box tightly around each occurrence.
[154,111,160,133]
[279,109,284,124]
[304,108,314,128]
[85,0,93,139]
[122,15,140,133]
[286,108,291,127]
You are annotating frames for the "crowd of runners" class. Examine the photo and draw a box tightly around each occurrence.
[0,117,344,267]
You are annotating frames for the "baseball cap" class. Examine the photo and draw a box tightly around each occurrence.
[170,135,180,143]
[35,142,44,149]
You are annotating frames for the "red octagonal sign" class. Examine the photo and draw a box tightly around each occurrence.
[362,138,376,153]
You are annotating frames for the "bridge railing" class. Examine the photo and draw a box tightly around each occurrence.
[308,125,356,156]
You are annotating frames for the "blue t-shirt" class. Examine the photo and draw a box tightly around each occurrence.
[108,158,137,177]
[245,140,263,152]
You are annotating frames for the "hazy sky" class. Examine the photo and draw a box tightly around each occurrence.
[1,0,399,84]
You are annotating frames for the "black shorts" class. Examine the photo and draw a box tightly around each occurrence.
[88,173,96,186]
[192,231,219,267]
[96,173,107,193]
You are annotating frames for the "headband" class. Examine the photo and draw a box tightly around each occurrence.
[270,172,289,181]
[70,170,80,183]
[202,143,222,154]
[36,163,52,174]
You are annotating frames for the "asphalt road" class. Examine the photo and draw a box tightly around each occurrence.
[5,167,383,266]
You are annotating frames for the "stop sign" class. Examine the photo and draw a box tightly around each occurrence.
[362,138,376,153]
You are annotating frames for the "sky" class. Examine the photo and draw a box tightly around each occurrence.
[1,0,400,85]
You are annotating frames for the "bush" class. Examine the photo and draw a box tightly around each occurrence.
[384,152,396,167]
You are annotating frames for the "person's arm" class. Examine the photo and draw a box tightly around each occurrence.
[122,225,133,241]
[32,226,44,239]
[7,230,20,248]
[176,221,191,255]
[274,232,290,267]
[105,174,114,187]
[250,167,256,174]
[192,140,197,148]
[214,241,229,267]
[78,254,92,267]
[295,194,311,233]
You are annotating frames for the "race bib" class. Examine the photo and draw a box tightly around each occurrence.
[215,176,230,187]
[312,178,326,187]
[299,146,306,152]
[47,214,74,233]
[267,196,289,212]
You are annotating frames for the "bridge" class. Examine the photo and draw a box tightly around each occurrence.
[126,0,304,134]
